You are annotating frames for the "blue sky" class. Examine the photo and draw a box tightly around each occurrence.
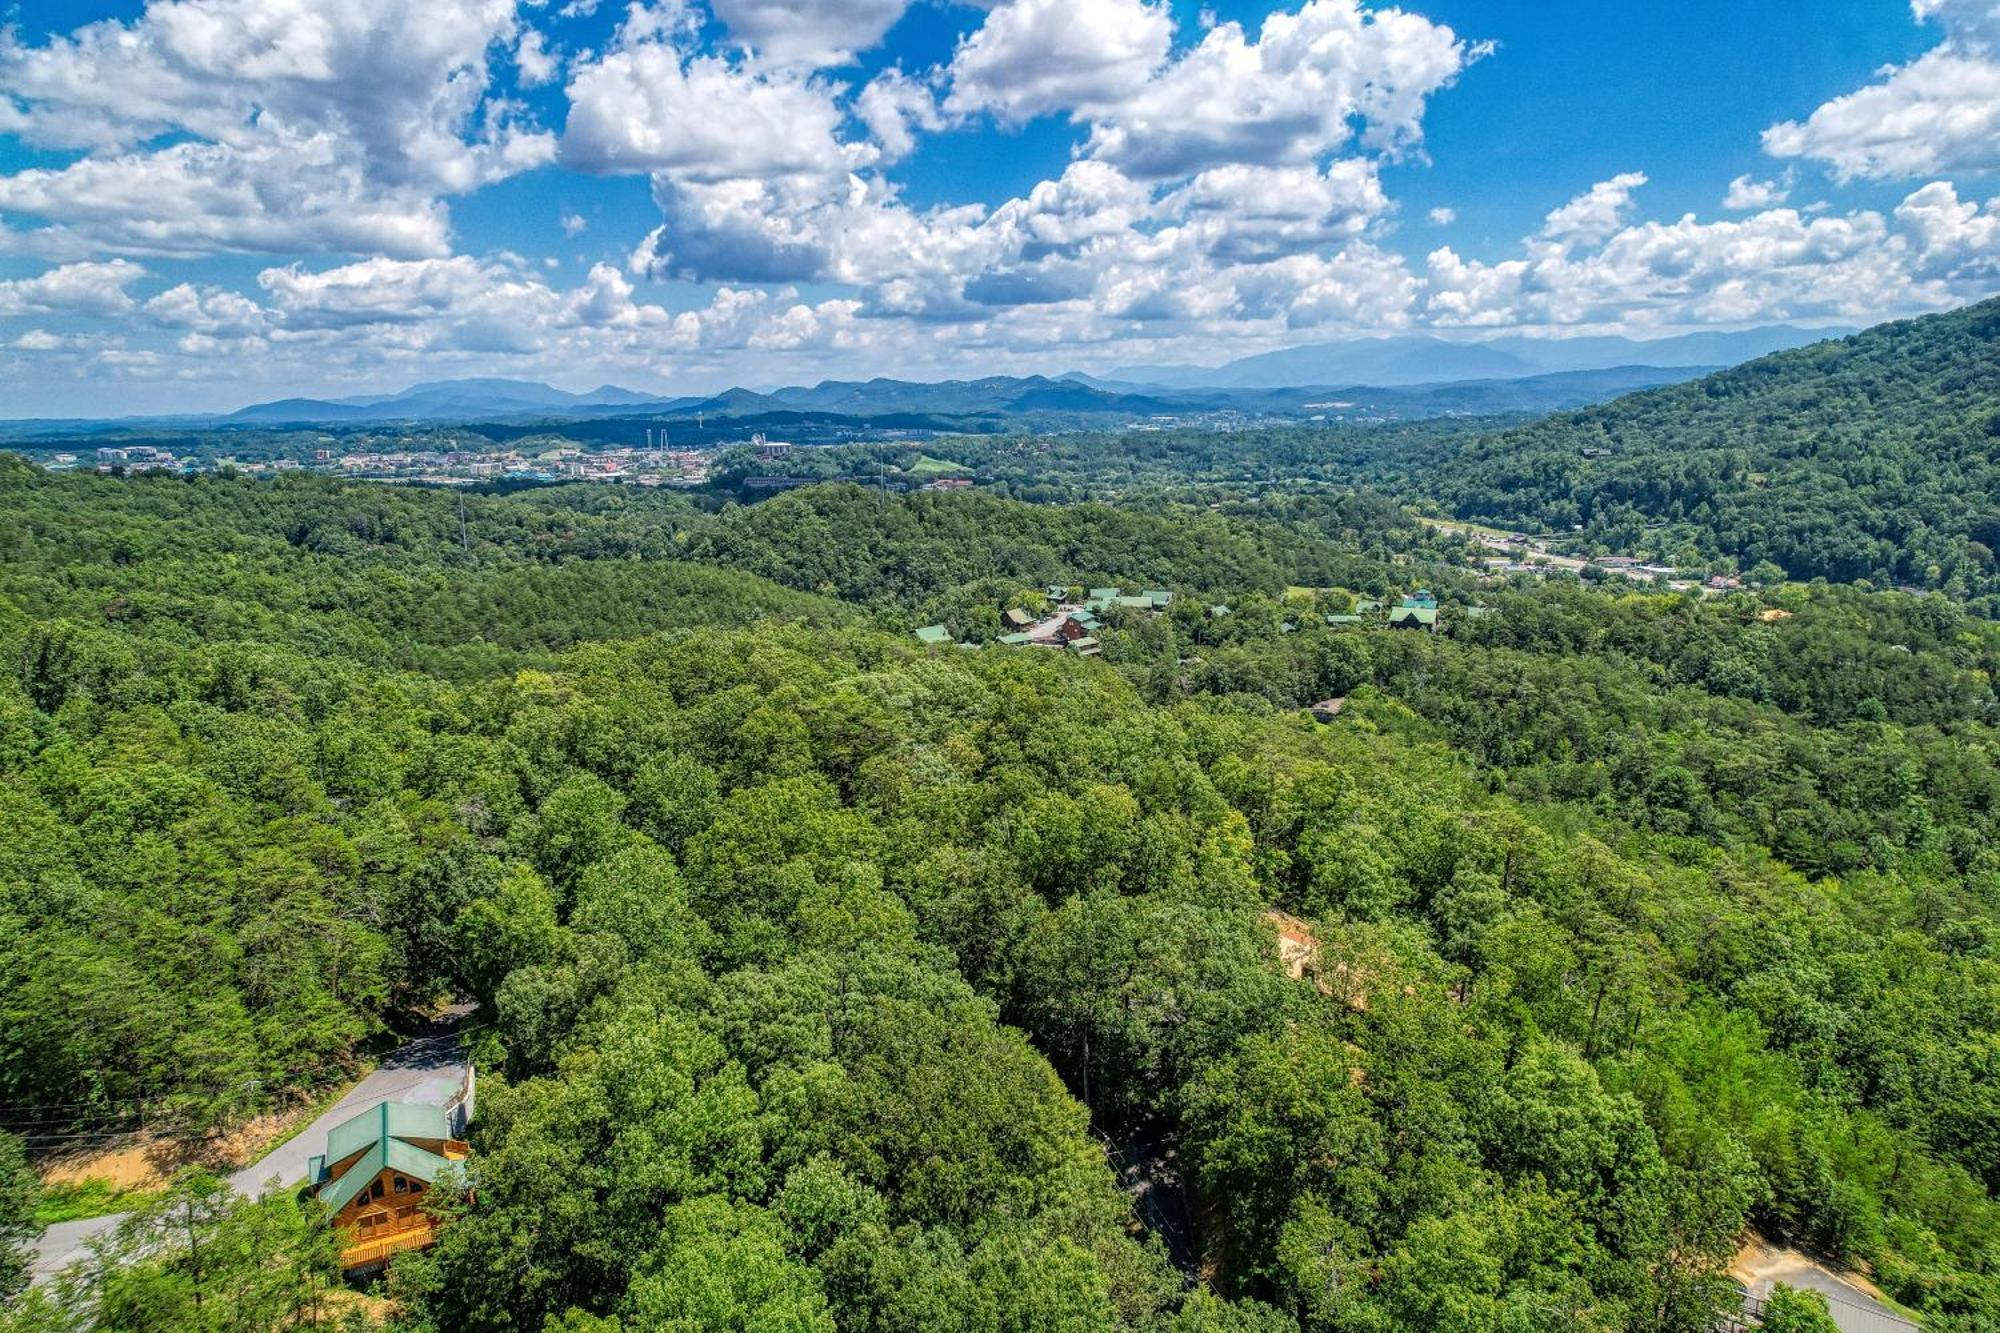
[0,0,1993,413]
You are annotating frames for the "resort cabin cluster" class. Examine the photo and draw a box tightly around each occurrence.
[308,1102,470,1275]
[914,584,1174,654]
[913,587,1471,652]
[1387,589,1440,631]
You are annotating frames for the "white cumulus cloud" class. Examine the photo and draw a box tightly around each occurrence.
[944,0,1172,124]
[0,0,554,257]
[1072,0,1482,179]
[560,16,854,180]
[709,0,913,67]
[0,259,146,316]
[1763,0,2000,179]
[1723,174,1791,210]
[1542,172,1648,247]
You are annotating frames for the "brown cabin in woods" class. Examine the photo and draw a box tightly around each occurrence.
[1056,611,1099,642]
[1264,910,1371,1013]
[308,1102,469,1274]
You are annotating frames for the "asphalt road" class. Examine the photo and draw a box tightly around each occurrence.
[1734,1237,1919,1333]
[29,1013,472,1285]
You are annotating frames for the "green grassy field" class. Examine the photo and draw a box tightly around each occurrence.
[903,455,972,477]
[36,1179,166,1226]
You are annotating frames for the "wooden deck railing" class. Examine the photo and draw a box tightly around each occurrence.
[339,1224,437,1272]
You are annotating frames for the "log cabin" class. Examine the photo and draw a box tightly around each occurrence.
[306,1102,469,1275]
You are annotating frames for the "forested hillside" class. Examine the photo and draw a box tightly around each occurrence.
[4,463,2000,1330]
[1417,298,2000,596]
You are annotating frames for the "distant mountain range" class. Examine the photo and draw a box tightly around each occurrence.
[227,378,682,423]
[201,365,1716,433]
[211,325,1843,426]
[1108,326,1852,389]
[1,327,1838,440]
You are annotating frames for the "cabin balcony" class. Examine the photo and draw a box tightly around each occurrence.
[339,1217,440,1274]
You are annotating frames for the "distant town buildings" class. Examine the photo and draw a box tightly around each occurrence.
[321,443,712,487]
[94,446,181,472]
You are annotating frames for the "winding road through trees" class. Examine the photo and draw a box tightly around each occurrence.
[29,1013,473,1285]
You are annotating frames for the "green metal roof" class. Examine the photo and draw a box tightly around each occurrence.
[1088,587,1120,601]
[1142,590,1172,606]
[318,1137,457,1215]
[1389,605,1439,626]
[324,1101,449,1167]
[314,1102,458,1215]
[998,631,1034,645]
[913,624,951,644]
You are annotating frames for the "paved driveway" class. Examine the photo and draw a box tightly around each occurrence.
[30,1013,472,1284]
[1732,1237,1919,1333]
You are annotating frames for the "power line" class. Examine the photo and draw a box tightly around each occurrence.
[1,1021,491,1129]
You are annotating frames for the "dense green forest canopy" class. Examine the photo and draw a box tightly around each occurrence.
[1402,297,2000,598]
[4,458,2000,1330]
[705,417,1502,506]
[739,300,2000,605]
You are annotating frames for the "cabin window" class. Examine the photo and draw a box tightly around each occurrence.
[394,1176,408,1193]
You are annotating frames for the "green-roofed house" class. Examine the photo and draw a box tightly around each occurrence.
[1142,590,1173,608]
[1114,595,1155,611]
[998,631,1035,646]
[913,624,952,646]
[1402,589,1439,610]
[307,1101,469,1273]
[1388,605,1439,632]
